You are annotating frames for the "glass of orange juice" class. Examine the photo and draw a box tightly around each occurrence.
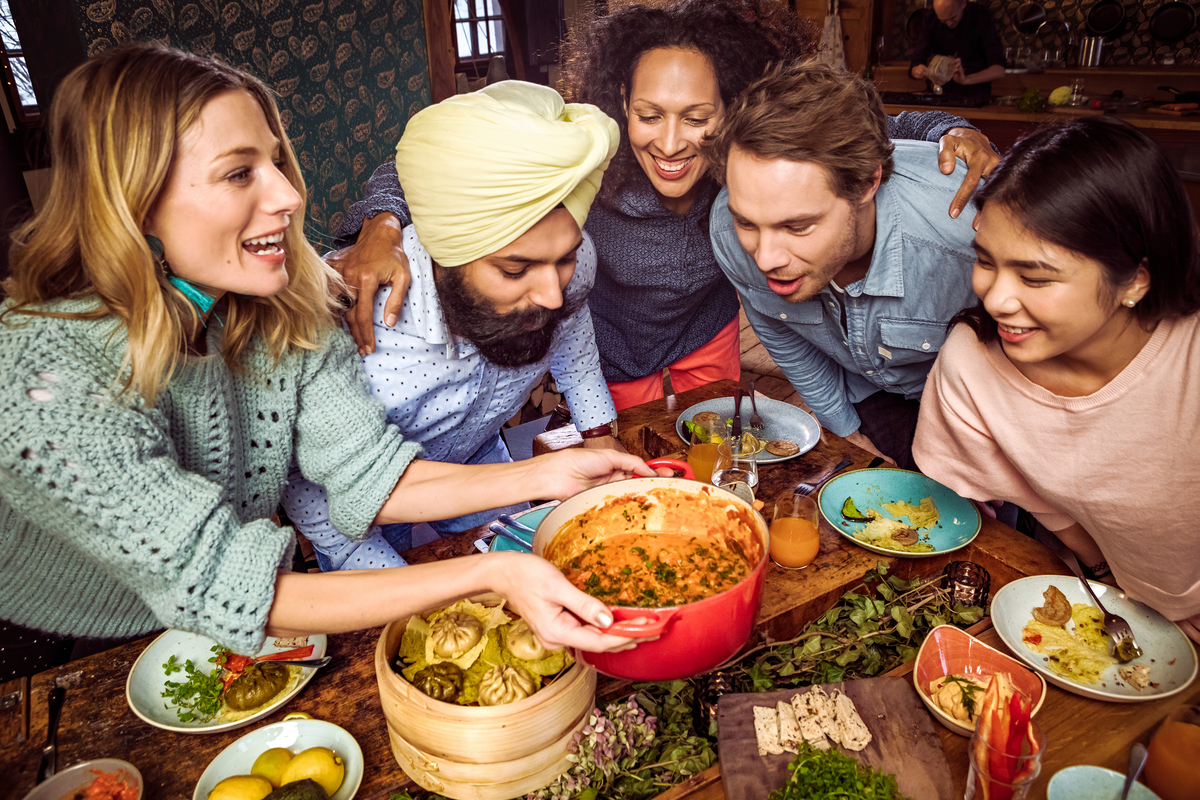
[1145,705,1200,800]
[769,491,820,569]
[686,416,727,485]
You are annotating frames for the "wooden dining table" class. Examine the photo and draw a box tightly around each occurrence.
[1,378,1195,800]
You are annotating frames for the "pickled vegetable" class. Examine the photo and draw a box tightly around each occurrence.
[840,497,871,522]
[412,661,465,702]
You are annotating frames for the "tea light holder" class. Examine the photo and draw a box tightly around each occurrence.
[941,561,991,609]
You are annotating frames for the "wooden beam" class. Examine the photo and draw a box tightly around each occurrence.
[423,0,458,102]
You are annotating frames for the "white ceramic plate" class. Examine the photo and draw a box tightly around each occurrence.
[126,630,327,733]
[192,719,363,800]
[675,396,821,464]
[991,575,1198,703]
[21,759,142,800]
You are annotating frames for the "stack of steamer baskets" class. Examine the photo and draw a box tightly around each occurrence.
[374,593,597,800]
[374,476,770,799]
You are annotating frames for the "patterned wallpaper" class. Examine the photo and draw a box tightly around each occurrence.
[889,0,1199,67]
[76,0,432,243]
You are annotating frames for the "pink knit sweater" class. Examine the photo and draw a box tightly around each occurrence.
[914,315,1200,621]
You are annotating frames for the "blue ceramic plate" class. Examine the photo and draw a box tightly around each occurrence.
[1047,766,1162,800]
[817,468,981,558]
[991,575,1198,703]
[674,396,821,464]
[488,504,557,553]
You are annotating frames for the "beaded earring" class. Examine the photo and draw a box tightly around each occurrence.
[145,234,217,317]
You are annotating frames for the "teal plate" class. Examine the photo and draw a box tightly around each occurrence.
[816,468,980,559]
[487,504,556,553]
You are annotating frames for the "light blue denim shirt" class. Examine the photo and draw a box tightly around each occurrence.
[711,140,979,437]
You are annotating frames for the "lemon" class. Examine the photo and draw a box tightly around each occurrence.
[251,747,294,788]
[207,775,274,800]
[1048,86,1072,105]
[280,746,345,795]
[283,711,313,721]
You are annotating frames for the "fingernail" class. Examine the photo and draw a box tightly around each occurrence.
[596,610,613,628]
[950,209,960,219]
[386,314,397,327]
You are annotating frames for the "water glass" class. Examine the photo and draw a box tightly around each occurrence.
[1070,78,1085,105]
[965,722,1045,800]
[687,416,728,485]
[712,438,758,504]
[770,492,820,569]
[1145,705,1200,800]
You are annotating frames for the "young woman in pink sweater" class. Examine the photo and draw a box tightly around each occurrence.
[913,118,1200,642]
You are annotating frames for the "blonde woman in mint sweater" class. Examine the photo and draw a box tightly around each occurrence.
[0,43,656,678]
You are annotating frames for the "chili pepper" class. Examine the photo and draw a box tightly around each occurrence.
[253,645,315,662]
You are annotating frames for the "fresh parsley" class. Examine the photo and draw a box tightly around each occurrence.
[770,741,912,800]
[160,651,224,723]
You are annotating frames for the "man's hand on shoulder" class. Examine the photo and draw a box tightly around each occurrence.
[938,128,1000,219]
[325,212,411,356]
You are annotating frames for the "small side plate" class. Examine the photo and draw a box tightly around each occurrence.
[126,631,327,734]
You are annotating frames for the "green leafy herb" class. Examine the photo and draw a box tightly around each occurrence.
[770,741,912,800]
[724,562,985,690]
[942,674,984,719]
[160,654,224,722]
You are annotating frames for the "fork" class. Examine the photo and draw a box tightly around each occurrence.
[794,458,852,497]
[1042,532,1141,663]
[746,380,765,431]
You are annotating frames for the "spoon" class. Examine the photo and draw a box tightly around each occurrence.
[487,523,533,552]
[1120,742,1148,800]
[497,513,537,535]
[265,656,333,669]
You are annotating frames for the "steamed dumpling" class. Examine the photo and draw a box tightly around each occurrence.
[504,619,549,662]
[429,611,484,658]
[477,665,538,706]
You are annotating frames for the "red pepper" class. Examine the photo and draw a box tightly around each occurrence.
[253,645,315,662]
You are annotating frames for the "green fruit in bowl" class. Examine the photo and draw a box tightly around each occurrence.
[1048,86,1072,105]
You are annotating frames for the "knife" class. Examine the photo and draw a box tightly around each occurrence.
[36,685,65,782]
[731,389,743,443]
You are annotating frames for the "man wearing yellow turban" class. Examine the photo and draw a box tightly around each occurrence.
[283,82,624,570]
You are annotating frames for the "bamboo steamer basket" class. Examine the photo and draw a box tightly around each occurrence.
[374,596,597,799]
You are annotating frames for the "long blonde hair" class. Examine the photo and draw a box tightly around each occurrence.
[2,42,342,404]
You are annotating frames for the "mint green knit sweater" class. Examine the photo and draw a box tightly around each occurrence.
[0,299,422,653]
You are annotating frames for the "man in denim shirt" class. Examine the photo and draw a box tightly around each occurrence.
[708,64,978,469]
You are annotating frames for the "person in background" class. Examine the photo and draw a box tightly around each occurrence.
[0,43,656,681]
[913,118,1200,643]
[335,0,999,413]
[707,63,980,470]
[282,81,621,569]
[910,0,1006,101]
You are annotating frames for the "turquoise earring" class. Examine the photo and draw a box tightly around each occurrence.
[145,234,218,318]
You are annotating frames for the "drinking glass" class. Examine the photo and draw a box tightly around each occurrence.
[1145,705,1200,800]
[964,721,1045,800]
[686,417,728,485]
[711,439,758,504]
[1070,78,1085,105]
[770,492,820,569]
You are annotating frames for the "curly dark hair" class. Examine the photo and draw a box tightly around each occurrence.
[559,0,817,206]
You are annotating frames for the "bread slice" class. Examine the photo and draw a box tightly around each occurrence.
[777,700,800,753]
[832,689,873,751]
[754,705,784,756]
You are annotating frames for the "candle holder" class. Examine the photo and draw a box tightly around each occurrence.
[941,561,991,609]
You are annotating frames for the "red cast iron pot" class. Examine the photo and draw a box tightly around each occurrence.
[533,476,769,681]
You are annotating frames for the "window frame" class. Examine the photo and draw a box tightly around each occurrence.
[450,0,507,73]
[0,0,40,126]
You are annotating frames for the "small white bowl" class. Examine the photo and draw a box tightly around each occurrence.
[1048,765,1162,800]
[192,718,363,800]
[22,759,142,800]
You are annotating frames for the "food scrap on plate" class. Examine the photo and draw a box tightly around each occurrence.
[1021,585,1123,685]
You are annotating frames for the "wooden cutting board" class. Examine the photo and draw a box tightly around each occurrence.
[716,676,954,800]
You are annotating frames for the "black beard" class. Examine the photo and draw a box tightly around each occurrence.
[433,266,581,367]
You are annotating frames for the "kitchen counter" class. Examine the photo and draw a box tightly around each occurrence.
[883,101,1200,132]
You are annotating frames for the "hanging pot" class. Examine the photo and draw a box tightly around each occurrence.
[1014,2,1047,36]
[1086,0,1127,40]
[1150,2,1196,44]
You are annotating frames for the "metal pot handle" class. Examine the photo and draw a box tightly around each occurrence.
[601,607,680,638]
[644,458,695,481]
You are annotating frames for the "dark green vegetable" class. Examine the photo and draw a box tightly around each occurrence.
[769,741,911,800]
[841,497,872,522]
[265,779,330,800]
[225,661,289,711]
[161,653,223,722]
[1017,87,1048,113]
[412,661,465,702]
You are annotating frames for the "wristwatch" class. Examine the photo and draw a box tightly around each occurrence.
[579,420,618,439]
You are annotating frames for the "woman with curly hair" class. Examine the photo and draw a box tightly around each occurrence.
[0,43,657,679]
[336,0,998,410]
